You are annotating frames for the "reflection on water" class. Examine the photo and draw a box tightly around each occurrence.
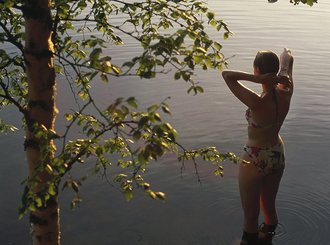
[1,0,330,244]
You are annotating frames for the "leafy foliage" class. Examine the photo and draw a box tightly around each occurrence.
[0,119,18,133]
[290,0,317,6]
[0,0,236,217]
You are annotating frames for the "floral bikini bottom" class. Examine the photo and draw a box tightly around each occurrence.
[243,143,285,175]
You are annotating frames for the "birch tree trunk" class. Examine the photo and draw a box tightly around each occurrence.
[23,0,60,244]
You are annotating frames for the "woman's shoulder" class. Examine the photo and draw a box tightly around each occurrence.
[256,88,289,111]
[252,93,276,112]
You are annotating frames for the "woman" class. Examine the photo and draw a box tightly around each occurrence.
[222,50,294,245]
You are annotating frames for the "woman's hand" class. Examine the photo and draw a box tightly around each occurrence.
[257,73,278,85]
[277,75,293,93]
[278,75,290,85]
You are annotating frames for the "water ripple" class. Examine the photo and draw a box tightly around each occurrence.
[275,184,330,244]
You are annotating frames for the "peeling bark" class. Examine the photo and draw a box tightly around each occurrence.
[24,0,60,244]
[30,201,60,245]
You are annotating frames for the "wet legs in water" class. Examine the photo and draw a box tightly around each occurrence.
[238,162,284,244]
[259,169,283,244]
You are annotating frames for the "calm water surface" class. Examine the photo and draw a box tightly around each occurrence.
[1,0,330,244]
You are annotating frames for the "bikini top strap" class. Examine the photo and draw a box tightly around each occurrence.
[272,88,279,123]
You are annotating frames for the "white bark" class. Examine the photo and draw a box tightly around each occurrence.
[24,0,60,244]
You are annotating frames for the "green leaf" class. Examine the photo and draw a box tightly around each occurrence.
[214,41,222,51]
[64,113,73,121]
[35,197,43,208]
[214,169,224,177]
[138,116,149,128]
[45,164,53,174]
[195,47,207,54]
[28,203,37,212]
[187,86,194,94]
[147,190,157,199]
[154,113,161,122]
[54,64,63,74]
[48,184,56,196]
[112,65,121,74]
[100,73,109,83]
[147,104,158,112]
[89,48,102,60]
[124,189,133,202]
[114,174,128,182]
[193,55,204,64]
[210,20,217,27]
[161,105,171,114]
[155,192,166,200]
[141,183,150,190]
[3,0,14,8]
[138,152,147,165]
[78,90,89,100]
[224,31,232,40]
[78,1,87,9]
[307,0,314,6]
[72,181,80,193]
[174,71,181,80]
[133,131,141,141]
[196,86,204,93]
[206,12,215,20]
[127,97,138,108]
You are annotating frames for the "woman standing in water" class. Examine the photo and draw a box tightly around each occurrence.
[222,49,294,245]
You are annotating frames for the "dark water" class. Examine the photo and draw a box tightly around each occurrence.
[1,0,330,244]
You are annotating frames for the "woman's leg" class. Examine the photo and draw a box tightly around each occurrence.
[239,160,263,233]
[260,169,284,225]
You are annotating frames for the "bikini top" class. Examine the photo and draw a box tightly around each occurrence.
[245,108,278,129]
[245,89,279,129]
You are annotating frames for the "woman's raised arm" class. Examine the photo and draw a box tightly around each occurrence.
[221,70,276,109]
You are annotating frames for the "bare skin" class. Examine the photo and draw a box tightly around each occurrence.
[222,54,294,235]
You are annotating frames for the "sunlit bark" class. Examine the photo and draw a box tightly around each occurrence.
[24,0,60,244]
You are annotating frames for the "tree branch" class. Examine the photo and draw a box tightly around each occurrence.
[0,21,25,55]
[0,76,27,115]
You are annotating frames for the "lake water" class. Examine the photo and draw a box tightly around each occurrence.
[1,0,330,244]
